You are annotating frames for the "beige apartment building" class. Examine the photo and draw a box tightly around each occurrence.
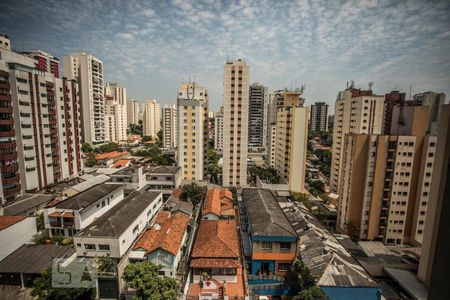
[162,104,177,149]
[330,87,384,193]
[143,99,161,138]
[222,60,249,187]
[177,82,208,180]
[214,106,224,152]
[127,99,139,125]
[273,91,308,193]
[104,82,127,142]
[337,105,439,245]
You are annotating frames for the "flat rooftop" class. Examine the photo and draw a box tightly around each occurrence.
[384,267,428,300]
[76,191,161,238]
[144,165,180,174]
[3,194,54,215]
[0,244,75,274]
[56,183,122,210]
[242,188,296,238]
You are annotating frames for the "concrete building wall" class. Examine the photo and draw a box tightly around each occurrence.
[222,60,249,187]
[143,99,161,138]
[127,99,139,125]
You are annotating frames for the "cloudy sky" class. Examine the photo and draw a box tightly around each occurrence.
[1,0,449,111]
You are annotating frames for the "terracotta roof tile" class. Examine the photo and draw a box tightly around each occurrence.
[191,220,239,258]
[202,188,234,217]
[190,258,240,268]
[133,211,190,256]
[95,151,129,160]
[0,216,27,230]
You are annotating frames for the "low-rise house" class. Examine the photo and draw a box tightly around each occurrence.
[1,194,54,216]
[73,191,163,259]
[44,183,124,236]
[278,196,381,300]
[163,193,194,216]
[0,216,36,260]
[187,219,245,300]
[108,166,145,194]
[0,244,74,287]
[201,188,234,220]
[241,188,298,296]
[143,166,182,198]
[131,210,190,277]
[63,174,110,198]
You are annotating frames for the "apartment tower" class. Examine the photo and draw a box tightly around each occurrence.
[162,104,177,149]
[214,106,224,152]
[127,99,139,125]
[248,83,268,149]
[63,52,105,145]
[310,102,329,132]
[330,86,384,193]
[222,60,249,187]
[142,99,161,139]
[177,82,208,180]
[104,82,127,142]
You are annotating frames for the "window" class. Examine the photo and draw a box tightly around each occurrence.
[133,224,139,234]
[280,242,291,251]
[261,241,272,250]
[278,263,291,271]
[98,244,110,251]
[84,244,96,250]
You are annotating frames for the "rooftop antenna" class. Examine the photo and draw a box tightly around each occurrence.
[349,80,354,89]
[409,85,412,101]
[368,82,374,91]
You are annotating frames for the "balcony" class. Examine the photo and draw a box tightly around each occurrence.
[0,140,16,148]
[0,106,12,113]
[2,164,18,172]
[0,119,14,125]
[3,185,21,196]
[0,152,18,160]
[2,173,20,184]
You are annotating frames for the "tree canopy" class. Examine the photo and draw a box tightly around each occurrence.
[122,261,178,300]
[180,183,204,206]
[293,286,329,300]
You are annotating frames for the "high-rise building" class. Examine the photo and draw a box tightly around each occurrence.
[63,52,105,145]
[330,86,384,193]
[214,106,224,152]
[411,91,446,134]
[275,105,308,193]
[21,49,60,78]
[383,91,405,134]
[417,104,450,297]
[222,60,249,187]
[104,82,127,142]
[248,83,268,149]
[127,99,139,125]
[162,104,177,149]
[337,105,438,245]
[142,99,161,139]
[309,102,329,132]
[177,82,208,180]
[0,38,82,204]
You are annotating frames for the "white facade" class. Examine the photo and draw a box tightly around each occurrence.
[222,60,249,187]
[162,104,178,149]
[330,88,384,193]
[63,53,106,145]
[214,107,224,152]
[143,99,161,138]
[127,99,139,125]
[74,192,163,258]
[104,82,127,142]
[0,217,36,260]
[177,83,209,181]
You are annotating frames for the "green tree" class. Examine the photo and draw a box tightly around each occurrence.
[36,213,45,231]
[81,143,93,153]
[128,123,143,136]
[96,256,116,274]
[344,220,359,241]
[122,261,177,300]
[293,258,315,289]
[248,166,281,184]
[293,286,329,300]
[97,142,120,153]
[180,183,203,206]
[85,152,97,167]
[207,148,222,184]
[142,135,152,142]
[31,269,95,300]
[156,129,163,147]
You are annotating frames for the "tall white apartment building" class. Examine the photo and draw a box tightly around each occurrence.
[222,60,249,187]
[104,82,127,142]
[214,106,224,152]
[143,99,161,138]
[63,52,105,145]
[248,83,269,149]
[127,99,139,125]
[177,82,208,180]
[0,36,82,204]
[162,104,177,149]
[330,87,384,193]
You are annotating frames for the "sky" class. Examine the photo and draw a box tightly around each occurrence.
[1,0,449,112]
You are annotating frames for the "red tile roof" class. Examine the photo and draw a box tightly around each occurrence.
[202,188,234,217]
[95,151,129,160]
[133,211,190,256]
[111,159,130,169]
[0,216,27,231]
[191,220,239,259]
[190,258,240,268]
